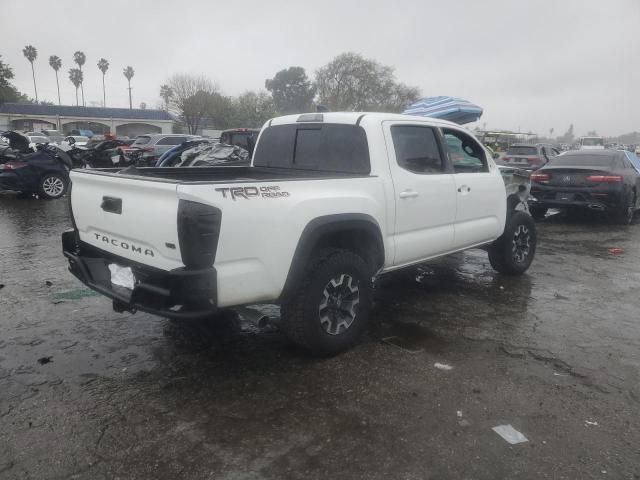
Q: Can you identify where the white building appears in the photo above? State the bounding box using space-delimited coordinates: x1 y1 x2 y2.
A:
0 103 174 137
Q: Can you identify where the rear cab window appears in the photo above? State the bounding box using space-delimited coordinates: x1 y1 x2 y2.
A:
253 123 370 174
507 145 537 156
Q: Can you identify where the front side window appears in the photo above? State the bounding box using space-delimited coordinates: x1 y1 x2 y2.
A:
443 129 487 173
390 125 444 174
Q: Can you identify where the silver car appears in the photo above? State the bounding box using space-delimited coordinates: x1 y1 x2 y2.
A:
130 134 199 163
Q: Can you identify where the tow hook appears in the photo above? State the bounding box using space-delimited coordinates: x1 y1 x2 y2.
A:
113 299 137 314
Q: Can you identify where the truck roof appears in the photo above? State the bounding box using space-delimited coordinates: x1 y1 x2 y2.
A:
269 112 466 130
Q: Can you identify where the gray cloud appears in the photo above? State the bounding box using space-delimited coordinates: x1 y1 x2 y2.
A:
2 0 639 135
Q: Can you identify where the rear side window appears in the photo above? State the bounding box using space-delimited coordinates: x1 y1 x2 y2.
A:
133 136 151 145
253 124 370 174
157 136 185 146
390 125 444 174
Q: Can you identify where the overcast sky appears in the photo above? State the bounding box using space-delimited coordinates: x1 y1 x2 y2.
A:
2 0 639 136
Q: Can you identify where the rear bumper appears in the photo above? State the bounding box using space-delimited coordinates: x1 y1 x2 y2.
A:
0 172 27 192
529 185 624 211
62 230 217 320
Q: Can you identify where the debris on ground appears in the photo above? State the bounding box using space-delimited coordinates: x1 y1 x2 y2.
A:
45 281 52 287
0 284 4 289
585 420 599 426
434 362 453 371
37 356 53 365
607 248 624 255
492 424 528 444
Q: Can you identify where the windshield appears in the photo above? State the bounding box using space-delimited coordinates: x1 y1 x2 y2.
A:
581 137 604 146
507 145 537 155
132 136 151 145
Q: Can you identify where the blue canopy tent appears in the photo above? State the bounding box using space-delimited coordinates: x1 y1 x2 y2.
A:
403 96 483 125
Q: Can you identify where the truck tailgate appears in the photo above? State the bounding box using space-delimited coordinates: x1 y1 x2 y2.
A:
70 171 183 271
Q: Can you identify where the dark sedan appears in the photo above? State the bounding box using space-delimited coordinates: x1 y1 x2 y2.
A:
528 150 640 224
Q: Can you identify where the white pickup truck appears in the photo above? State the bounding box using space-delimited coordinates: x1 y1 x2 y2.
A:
62 112 536 355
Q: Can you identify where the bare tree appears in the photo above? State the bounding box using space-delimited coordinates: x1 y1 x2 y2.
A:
314 52 419 112
22 45 38 102
49 55 62 105
68 68 83 106
167 74 219 134
97 58 109 107
123 66 135 109
73 51 86 106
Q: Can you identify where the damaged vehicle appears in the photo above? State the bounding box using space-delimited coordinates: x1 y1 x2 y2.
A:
62 113 536 356
0 131 73 199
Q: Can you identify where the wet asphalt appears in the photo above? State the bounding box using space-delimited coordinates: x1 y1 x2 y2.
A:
0 192 639 480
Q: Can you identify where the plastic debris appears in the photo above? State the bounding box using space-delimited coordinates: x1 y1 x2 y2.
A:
37 356 52 365
45 280 52 287
434 362 453 371
492 424 528 444
585 420 598 426
608 248 624 255
457 410 463 418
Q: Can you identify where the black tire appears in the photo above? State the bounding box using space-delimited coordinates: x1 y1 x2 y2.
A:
489 211 537 275
280 248 373 356
529 205 547 220
38 173 68 199
613 190 634 225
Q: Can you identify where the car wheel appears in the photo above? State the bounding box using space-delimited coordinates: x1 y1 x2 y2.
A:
529 205 547 220
489 211 537 275
38 173 68 199
614 191 634 225
280 248 373 356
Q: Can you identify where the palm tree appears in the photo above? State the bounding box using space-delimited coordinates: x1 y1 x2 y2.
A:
22 45 38 102
123 66 134 110
73 51 86 106
69 68 83 106
97 58 109 107
159 84 173 111
48 55 62 105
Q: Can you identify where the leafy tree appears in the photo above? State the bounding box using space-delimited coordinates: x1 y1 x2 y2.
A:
0 56 29 105
68 68 83 106
23 45 38 102
73 51 86 106
314 52 420 112
159 84 173 111
49 55 62 105
167 74 220 133
97 58 109 107
265 66 315 114
232 91 277 127
123 66 135 109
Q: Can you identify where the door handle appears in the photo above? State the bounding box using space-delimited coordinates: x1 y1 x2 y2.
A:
457 185 471 193
399 190 419 199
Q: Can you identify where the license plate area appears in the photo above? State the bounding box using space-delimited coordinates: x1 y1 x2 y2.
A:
556 192 574 201
108 263 136 290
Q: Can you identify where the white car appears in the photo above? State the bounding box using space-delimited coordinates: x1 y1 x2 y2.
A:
27 135 50 149
60 135 89 149
62 112 537 355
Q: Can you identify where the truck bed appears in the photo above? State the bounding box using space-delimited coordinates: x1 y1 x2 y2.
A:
83 165 370 184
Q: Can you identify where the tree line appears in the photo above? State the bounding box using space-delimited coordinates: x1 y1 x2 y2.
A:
160 52 422 133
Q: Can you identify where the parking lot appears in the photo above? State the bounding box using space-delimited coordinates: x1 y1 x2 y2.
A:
1 193 639 479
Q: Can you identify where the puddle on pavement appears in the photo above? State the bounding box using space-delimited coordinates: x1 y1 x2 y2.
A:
50 288 99 301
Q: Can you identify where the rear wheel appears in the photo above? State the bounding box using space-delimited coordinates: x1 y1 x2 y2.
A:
281 249 373 356
614 191 634 225
38 173 68 199
489 211 537 275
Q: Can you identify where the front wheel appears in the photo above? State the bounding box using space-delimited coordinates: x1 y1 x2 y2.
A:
38 173 68 199
489 211 537 275
280 249 373 356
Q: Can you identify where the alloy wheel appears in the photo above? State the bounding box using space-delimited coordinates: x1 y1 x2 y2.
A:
42 176 65 198
511 224 531 264
318 274 360 336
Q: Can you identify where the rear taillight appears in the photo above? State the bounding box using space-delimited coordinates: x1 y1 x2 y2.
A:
530 173 550 183
1 161 28 170
177 200 222 269
586 175 623 183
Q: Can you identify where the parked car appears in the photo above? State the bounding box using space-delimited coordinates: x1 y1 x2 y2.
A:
0 131 72 199
62 112 536 356
501 143 559 170
220 128 260 156
27 135 51 148
155 139 213 167
128 134 199 165
41 129 65 144
528 149 640 224
70 139 132 168
579 136 605 150
61 135 90 149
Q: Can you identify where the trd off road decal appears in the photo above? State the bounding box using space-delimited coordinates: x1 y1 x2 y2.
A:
215 185 290 201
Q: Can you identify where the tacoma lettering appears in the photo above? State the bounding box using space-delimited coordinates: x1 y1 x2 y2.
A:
94 233 154 257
